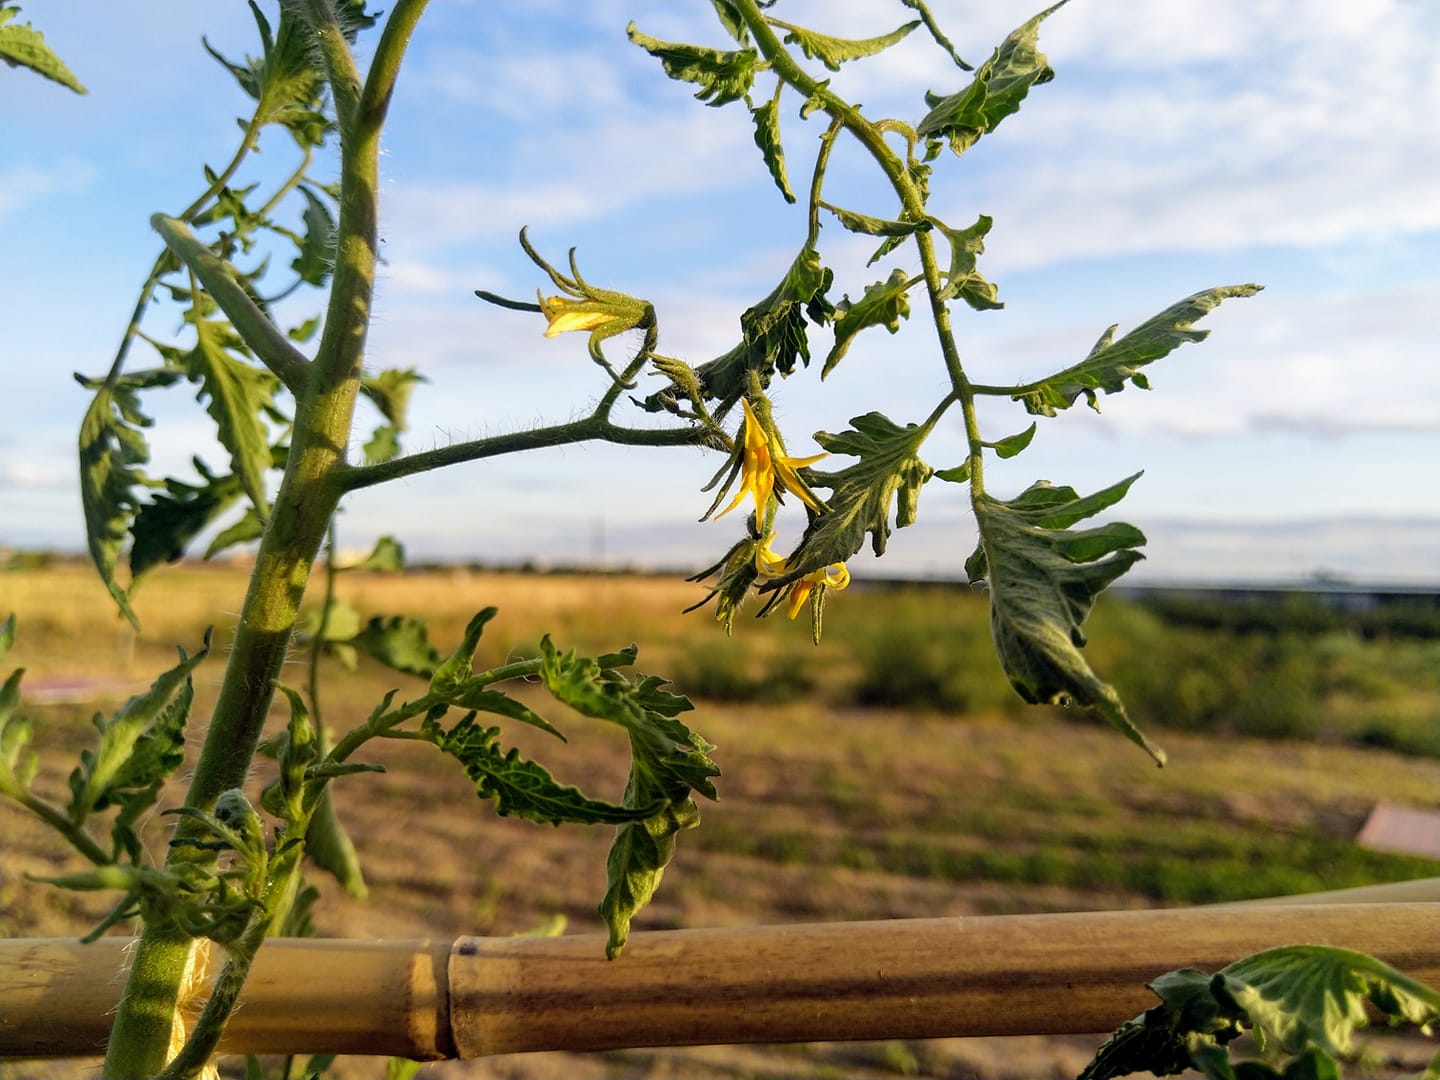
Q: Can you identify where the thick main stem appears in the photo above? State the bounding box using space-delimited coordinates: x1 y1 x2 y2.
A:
101 4 411 1072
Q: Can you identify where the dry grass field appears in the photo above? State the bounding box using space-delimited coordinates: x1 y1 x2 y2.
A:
2 562 1436 1079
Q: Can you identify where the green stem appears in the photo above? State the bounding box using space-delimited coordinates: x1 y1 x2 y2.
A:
103 5 428 1072
736 0 987 495
335 415 714 494
152 214 311 394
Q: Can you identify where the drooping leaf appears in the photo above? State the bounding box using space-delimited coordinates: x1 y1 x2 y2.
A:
181 317 279 515
600 763 701 959
823 268 912 378
77 374 157 628
67 633 211 823
430 714 658 827
986 422 1036 459
784 412 933 580
627 23 758 107
1016 284 1264 417
750 96 796 203
823 203 930 239
770 18 920 72
290 184 336 286
304 787 367 899
655 246 833 413
937 215 1003 311
0 4 86 92
130 462 243 581
1082 947 1440 1080
967 474 1164 763
349 615 443 678
916 2 1067 158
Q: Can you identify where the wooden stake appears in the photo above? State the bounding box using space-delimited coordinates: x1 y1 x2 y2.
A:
2 900 1435 1061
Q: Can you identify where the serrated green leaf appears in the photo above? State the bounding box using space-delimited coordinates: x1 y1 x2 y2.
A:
349 615 442 677
350 535 404 573
968 474 1163 763
1222 946 1440 1060
432 714 657 828
291 184 336 286
430 608 499 696
601 773 700 959
0 5 87 93
823 268 911 378
917 2 1066 158
447 684 565 741
1083 947 1440 1080
1016 284 1264 417
77 375 155 628
785 412 933 580
67 634 211 824
823 203 929 238
182 317 278 514
937 215 1003 311
654 246 833 413
750 96 795 203
627 23 758 107
770 17 920 72
130 463 243 582
986 422 1036 459
287 316 320 343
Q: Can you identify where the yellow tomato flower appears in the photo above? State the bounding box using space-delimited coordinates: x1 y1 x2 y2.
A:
752 535 849 621
785 561 850 620
715 398 828 521
536 290 621 338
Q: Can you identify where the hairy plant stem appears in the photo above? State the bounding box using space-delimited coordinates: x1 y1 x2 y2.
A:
102 5 420 1073
733 0 988 496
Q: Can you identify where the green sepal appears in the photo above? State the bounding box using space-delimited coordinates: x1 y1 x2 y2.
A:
967 473 1163 763
428 713 659 827
916 2 1067 158
1082 946 1440 1080
1015 284 1263 416
0 4 87 93
823 268 911 378
350 616 444 678
771 18 920 72
986 422 1036 459
180 316 279 515
77 373 157 628
129 460 243 582
782 412 933 580
937 215 1003 311
66 632 212 825
626 23 758 107
750 95 796 203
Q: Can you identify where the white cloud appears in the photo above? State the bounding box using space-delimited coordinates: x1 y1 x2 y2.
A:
0 157 99 219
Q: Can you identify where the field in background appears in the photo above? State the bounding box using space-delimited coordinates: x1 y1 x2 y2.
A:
2 562 1437 1079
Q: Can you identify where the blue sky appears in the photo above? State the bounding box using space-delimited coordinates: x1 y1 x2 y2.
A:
2 0 1437 585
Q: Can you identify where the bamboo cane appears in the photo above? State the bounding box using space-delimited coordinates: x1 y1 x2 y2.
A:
2 898 1435 1061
